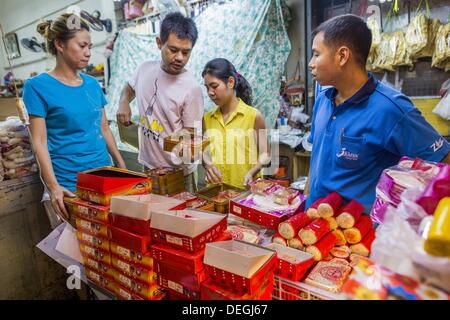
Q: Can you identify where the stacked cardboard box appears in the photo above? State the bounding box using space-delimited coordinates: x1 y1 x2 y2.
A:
202 240 277 300
66 167 153 297
108 194 186 300
147 167 185 196
150 209 228 299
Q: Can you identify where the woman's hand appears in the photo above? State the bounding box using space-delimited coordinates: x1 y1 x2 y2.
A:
49 184 76 220
243 172 254 187
204 164 223 184
116 159 127 169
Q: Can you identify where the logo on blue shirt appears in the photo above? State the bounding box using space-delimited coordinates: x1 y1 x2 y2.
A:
336 147 360 161
430 138 444 153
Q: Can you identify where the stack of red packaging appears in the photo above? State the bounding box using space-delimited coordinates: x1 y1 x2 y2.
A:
150 209 229 299
108 194 186 300
201 240 277 300
68 167 152 295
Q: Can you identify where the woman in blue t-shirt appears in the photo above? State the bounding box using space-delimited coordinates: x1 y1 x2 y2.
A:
23 14 125 226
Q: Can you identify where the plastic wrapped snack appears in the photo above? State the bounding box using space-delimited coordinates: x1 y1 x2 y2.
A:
249 178 276 196
415 165 450 215
405 14 429 61
0 117 37 180
366 16 382 72
278 212 312 240
305 232 337 261
304 259 352 293
272 187 300 206
371 157 443 224
299 218 331 245
432 23 450 69
227 225 260 244
391 31 412 68
373 33 395 71
317 192 343 218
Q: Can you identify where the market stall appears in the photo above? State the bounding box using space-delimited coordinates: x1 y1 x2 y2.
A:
0 0 449 302
35 155 449 301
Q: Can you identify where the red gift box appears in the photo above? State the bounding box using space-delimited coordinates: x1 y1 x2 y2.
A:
265 243 315 282
204 240 277 295
111 255 154 284
113 269 163 300
151 244 205 274
155 260 207 300
110 242 153 269
76 166 152 206
150 232 231 274
76 216 109 238
109 194 186 235
230 192 305 230
64 197 110 223
200 277 274 300
85 267 116 294
150 209 227 253
108 225 151 254
82 255 115 279
110 214 151 236
156 273 201 300
77 230 110 252
115 284 145 300
79 243 111 265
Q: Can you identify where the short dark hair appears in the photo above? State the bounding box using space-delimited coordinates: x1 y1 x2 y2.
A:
160 12 198 46
312 14 372 66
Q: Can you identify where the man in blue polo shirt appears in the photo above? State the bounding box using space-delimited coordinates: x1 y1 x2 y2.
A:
305 14 450 213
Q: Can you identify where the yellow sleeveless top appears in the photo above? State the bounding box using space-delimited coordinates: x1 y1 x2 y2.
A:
203 99 259 189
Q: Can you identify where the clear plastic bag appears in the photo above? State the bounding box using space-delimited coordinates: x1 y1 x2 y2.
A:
0 117 36 180
432 92 450 120
370 206 421 280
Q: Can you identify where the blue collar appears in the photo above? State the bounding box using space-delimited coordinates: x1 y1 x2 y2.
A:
325 73 378 105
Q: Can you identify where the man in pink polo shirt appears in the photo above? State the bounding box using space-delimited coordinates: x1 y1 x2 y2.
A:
116 12 204 192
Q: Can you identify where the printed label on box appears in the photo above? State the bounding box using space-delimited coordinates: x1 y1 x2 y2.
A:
78 206 89 215
168 280 183 294
118 274 132 288
117 260 131 273
80 220 91 230
117 246 131 258
85 246 96 256
88 270 100 282
119 288 131 300
166 235 183 246
87 258 99 270
82 233 94 243
233 205 242 214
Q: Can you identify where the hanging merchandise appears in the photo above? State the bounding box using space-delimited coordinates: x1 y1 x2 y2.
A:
404 1 440 63
124 0 146 20
366 14 382 72
80 10 113 33
284 60 304 106
20 37 45 53
405 14 429 62
432 23 450 71
93 10 113 33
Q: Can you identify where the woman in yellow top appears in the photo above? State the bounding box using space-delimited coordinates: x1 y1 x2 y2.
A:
202 58 269 189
